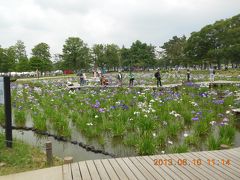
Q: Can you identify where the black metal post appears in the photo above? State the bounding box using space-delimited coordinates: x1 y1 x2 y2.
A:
4 76 12 148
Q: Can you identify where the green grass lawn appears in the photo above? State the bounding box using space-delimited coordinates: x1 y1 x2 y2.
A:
0 134 62 176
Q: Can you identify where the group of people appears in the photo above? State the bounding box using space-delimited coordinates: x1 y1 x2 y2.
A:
77 67 217 87
186 67 216 83
116 71 134 87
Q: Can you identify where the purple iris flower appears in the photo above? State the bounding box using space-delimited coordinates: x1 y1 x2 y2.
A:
185 82 194 86
110 106 117 109
121 104 129 110
220 122 226 126
200 93 208 97
223 118 229 122
92 100 100 108
196 111 202 115
192 117 199 121
99 108 105 113
213 100 224 104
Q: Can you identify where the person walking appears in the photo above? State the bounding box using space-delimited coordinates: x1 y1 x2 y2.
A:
187 69 191 82
77 70 83 85
209 67 215 82
154 69 162 87
129 72 135 87
117 71 123 86
80 73 84 85
83 73 87 85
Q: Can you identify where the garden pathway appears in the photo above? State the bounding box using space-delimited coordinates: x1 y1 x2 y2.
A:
66 80 240 90
1 147 240 180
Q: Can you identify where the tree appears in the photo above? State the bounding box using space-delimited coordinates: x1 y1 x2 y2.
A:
0 47 8 72
30 42 52 71
16 57 30 72
92 44 106 69
5 46 17 72
129 40 156 68
185 13 240 68
15 40 27 62
62 37 91 70
52 54 64 70
120 46 131 68
14 40 29 71
161 36 187 67
104 44 120 70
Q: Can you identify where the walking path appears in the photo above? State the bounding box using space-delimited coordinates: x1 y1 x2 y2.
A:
66 80 240 90
1 147 240 180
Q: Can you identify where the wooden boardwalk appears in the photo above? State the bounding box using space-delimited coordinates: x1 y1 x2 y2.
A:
1 147 240 180
62 147 240 180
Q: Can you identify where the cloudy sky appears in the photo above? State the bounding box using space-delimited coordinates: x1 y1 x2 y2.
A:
0 0 240 57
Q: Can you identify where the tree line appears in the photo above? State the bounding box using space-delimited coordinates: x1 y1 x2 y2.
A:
0 13 239 73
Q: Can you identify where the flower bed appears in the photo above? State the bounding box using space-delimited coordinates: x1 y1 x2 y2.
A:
3 79 240 156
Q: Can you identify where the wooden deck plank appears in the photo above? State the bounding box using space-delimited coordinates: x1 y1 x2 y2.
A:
122 157 147 180
202 150 240 170
208 150 240 169
190 151 234 180
228 148 240 154
200 151 240 179
148 155 183 180
78 161 91 180
208 150 240 178
141 156 174 180
101 159 120 180
71 163 82 180
234 147 240 152
135 156 166 180
86 160 101 180
3 146 240 180
115 158 138 180
153 154 191 180
218 149 240 161
108 158 129 180
168 154 204 180
226 148 240 159
181 152 221 180
63 164 72 180
128 157 156 180
93 160 110 180
171 153 210 180
194 151 237 179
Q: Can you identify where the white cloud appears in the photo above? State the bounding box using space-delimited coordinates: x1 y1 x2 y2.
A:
0 0 239 57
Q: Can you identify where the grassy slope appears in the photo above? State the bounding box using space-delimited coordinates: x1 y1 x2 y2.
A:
0 134 62 176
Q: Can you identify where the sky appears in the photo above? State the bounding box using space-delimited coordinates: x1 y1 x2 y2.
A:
0 0 240 57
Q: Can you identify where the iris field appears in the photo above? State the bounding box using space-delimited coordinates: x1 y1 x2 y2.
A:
0 74 239 156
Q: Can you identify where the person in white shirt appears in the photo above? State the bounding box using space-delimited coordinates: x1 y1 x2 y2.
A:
209 67 215 82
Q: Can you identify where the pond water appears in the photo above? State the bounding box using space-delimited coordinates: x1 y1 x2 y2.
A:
1 112 136 161
9 110 137 158
0 127 111 162
1 117 240 163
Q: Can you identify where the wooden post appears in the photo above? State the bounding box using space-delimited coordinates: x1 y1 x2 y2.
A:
209 83 212 89
64 156 73 164
3 77 12 148
232 109 240 129
46 141 53 166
